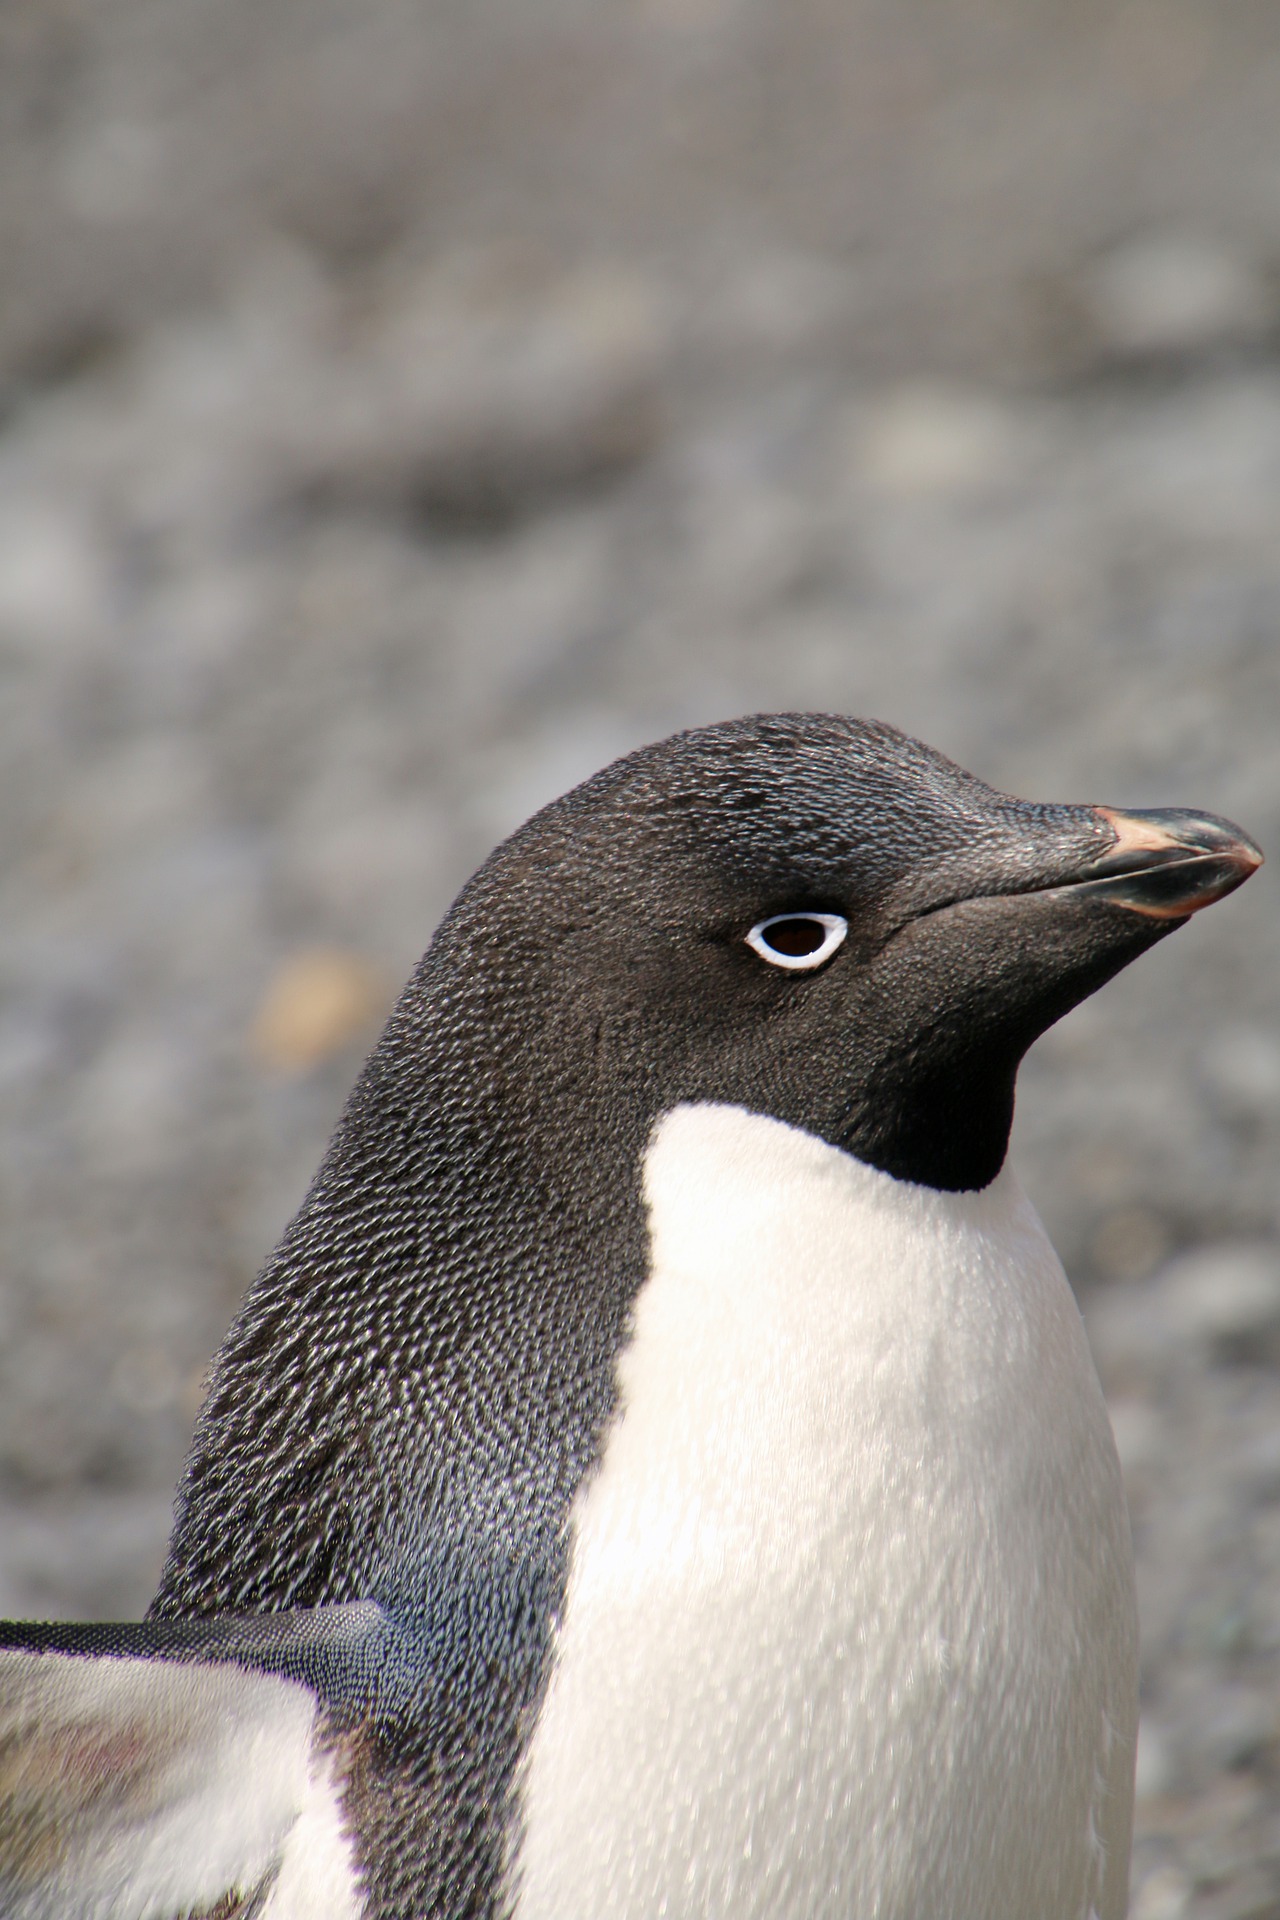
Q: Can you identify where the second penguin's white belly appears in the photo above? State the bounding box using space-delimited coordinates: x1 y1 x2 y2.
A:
513 1103 1137 1920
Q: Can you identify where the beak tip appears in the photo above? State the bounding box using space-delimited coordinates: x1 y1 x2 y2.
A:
1089 804 1263 918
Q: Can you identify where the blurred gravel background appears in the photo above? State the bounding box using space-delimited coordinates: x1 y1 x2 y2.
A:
2 2 1280 1910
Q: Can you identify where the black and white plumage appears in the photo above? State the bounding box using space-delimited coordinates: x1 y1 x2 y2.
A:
0 714 1262 1919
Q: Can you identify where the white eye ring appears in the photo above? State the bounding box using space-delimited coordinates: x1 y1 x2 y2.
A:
746 912 848 971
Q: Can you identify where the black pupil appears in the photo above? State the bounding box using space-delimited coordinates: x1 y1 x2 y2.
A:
763 917 827 957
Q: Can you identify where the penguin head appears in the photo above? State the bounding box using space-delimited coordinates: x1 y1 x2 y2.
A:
159 711 1260 1623
427 713 1261 1191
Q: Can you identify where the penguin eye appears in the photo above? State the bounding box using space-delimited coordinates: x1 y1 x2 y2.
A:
746 913 847 971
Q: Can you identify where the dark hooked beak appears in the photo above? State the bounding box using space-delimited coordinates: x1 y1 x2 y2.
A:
1071 806 1264 918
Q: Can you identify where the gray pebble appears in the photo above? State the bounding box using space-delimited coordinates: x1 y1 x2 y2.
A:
1081 233 1275 361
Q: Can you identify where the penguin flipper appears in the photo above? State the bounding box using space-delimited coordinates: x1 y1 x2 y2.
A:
0 1608 383 1920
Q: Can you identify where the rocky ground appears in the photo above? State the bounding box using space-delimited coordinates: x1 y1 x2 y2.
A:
2 1 1280 1911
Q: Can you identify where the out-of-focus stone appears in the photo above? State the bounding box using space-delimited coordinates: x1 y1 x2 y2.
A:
1172 1679 1276 1779
1158 1245 1280 1363
1092 1206 1171 1283
699 251 861 357
110 1344 181 1415
73 1031 193 1176
1081 234 1274 361
250 949 388 1073
1200 1027 1280 1121
321 252 671 526
855 384 1027 498
1087 1243 1280 1379
0 500 113 648
0 1494 173 1624
1129 1864 1192 1920
1136 1717 1177 1803
1106 1397 1165 1478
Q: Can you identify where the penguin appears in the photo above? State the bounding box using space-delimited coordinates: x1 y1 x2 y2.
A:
0 713 1262 1920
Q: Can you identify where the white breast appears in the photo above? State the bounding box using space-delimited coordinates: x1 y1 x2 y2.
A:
512 1103 1137 1920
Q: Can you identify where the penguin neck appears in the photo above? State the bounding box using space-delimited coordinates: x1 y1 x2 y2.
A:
152 1004 655 1621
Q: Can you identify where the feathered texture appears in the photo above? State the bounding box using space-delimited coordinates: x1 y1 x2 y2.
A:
2 714 1257 1917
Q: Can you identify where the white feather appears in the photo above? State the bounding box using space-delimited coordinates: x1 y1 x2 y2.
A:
513 1102 1137 1920
0 1650 362 1919
266 1738 364 1920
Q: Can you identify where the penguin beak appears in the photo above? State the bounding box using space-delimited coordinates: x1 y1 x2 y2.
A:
1068 806 1263 919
